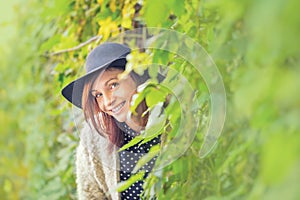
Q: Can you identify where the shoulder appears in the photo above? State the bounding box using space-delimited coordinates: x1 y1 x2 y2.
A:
79 121 110 154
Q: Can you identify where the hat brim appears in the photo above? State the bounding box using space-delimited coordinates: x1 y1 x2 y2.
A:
61 57 127 108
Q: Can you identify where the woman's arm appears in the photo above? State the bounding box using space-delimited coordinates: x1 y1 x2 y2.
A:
76 141 108 200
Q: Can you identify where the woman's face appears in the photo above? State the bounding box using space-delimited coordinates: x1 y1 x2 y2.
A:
91 68 137 123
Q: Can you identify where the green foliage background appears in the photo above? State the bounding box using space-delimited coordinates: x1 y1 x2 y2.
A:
1 0 299 199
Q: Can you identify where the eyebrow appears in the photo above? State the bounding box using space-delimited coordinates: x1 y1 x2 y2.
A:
104 77 118 86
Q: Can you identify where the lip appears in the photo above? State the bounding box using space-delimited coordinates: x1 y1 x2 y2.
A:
111 101 126 114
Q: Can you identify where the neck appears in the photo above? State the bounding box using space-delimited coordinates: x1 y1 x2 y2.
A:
123 100 148 133
125 118 144 133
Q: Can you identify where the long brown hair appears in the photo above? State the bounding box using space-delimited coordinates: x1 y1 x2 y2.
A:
81 66 149 152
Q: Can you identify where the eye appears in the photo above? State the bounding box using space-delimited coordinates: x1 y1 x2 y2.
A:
91 91 102 98
95 93 102 98
110 82 119 89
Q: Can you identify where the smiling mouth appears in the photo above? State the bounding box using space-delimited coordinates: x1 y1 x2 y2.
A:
111 101 126 114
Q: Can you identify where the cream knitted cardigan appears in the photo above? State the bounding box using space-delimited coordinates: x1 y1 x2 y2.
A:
75 120 166 200
76 122 121 200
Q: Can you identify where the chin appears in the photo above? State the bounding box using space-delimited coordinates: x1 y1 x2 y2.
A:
113 114 126 123
113 107 130 123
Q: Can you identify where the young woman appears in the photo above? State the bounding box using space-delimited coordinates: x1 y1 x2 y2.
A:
61 42 161 200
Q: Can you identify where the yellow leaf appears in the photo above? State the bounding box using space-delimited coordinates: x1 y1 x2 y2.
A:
110 0 117 12
121 18 132 29
97 0 103 5
98 17 119 40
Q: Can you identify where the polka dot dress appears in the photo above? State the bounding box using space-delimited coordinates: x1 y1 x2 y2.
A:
118 123 160 200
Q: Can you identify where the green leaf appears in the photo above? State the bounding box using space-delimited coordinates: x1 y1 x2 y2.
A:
145 87 167 109
143 0 169 27
140 103 166 142
118 136 143 152
117 171 146 192
39 34 61 54
132 145 160 173
130 90 147 114
148 64 159 80
172 0 185 16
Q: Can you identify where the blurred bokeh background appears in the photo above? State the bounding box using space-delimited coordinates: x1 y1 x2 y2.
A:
1 0 299 199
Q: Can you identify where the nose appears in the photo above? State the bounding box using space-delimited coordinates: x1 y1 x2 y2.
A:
102 91 116 108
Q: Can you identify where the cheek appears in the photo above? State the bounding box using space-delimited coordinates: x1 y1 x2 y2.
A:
123 82 137 98
96 100 105 111
121 89 136 102
115 84 136 99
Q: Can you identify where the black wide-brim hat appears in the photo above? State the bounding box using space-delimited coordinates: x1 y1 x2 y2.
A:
61 42 131 108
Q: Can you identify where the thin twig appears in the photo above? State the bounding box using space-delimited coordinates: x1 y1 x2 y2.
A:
47 35 102 57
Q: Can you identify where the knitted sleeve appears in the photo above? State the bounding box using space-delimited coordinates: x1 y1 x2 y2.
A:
76 141 108 200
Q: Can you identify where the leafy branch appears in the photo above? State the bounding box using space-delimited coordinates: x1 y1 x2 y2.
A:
46 35 102 57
